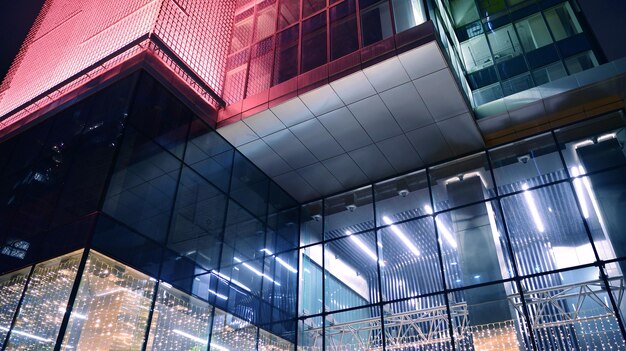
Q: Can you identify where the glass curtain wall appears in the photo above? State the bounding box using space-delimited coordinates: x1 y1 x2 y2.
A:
223 0 427 103
296 109 626 351
429 0 602 107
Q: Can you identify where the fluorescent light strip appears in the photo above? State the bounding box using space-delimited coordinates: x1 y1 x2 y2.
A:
236 258 282 286
571 167 590 218
522 183 545 233
173 329 208 345
345 231 385 266
0 327 52 343
95 287 126 297
382 216 420 256
260 249 298 273
211 271 252 292
208 289 228 300
424 205 458 249
598 133 617 142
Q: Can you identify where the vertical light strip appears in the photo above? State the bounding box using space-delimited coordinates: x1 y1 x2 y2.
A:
424 205 458 249
522 183 545 233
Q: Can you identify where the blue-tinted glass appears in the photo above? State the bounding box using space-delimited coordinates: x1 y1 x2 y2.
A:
129 74 191 158
167 166 226 270
230 152 269 220
324 186 374 240
374 170 430 226
502 182 595 276
300 201 323 245
325 231 380 311
298 317 323 350
325 306 383 349
262 249 298 320
185 119 233 193
438 201 514 289
223 200 266 261
103 128 181 244
378 216 443 300
160 249 208 295
299 245 323 316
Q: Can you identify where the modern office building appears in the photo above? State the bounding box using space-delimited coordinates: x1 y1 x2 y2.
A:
0 0 625 350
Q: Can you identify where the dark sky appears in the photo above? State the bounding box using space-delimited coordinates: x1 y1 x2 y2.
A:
0 1 46 82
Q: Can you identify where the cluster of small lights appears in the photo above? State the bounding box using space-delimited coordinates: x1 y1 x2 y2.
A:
210 309 259 351
146 284 212 350
4 252 81 350
0 268 29 342
61 252 155 350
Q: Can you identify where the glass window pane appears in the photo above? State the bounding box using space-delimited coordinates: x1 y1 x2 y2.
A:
259 326 293 350
532 61 567 85
564 50 598 74
273 25 299 85
515 13 553 52
522 268 626 349
0 267 30 344
301 11 327 73
246 37 275 97
230 152 269 220
447 0 480 27
210 308 258 351
502 72 533 96
254 0 277 41
325 232 380 311
489 133 566 195
544 2 582 41
297 317 323 350
360 0 392 47
61 251 156 350
438 201 514 289
146 284 211 350
554 110 626 175
5 251 82 351
303 0 326 18
487 24 523 63
477 0 507 16
278 0 300 29
374 170 431 225
324 186 374 240
231 11 254 53
185 120 233 193
378 216 443 301
449 282 533 350
300 201 323 246
103 129 181 244
330 0 358 60
460 35 493 73
502 182 595 276
607 261 626 337
384 295 452 349
429 152 495 212
223 200 266 261
325 307 383 350
299 245 323 317
473 82 504 105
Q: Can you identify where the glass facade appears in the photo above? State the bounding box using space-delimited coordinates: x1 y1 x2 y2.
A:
428 0 603 107
223 0 427 103
1 69 626 350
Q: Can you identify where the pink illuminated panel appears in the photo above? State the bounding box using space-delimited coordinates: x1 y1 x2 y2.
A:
0 0 236 130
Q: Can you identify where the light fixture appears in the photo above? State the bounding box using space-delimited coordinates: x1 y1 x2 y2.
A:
211 271 251 292
424 205 458 249
260 248 298 273
345 231 385 266
382 216 420 256
571 166 590 218
235 257 281 286
173 329 208 345
208 289 228 300
522 183 545 233
0 327 53 343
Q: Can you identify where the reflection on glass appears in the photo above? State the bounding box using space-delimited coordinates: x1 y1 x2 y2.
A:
461 35 493 73
360 0 393 47
378 217 443 301
258 327 293 351
325 232 380 312
544 2 582 41
324 186 374 240
437 201 513 289
565 50 598 74
449 282 532 351
146 284 211 351
374 170 430 225
515 13 553 52
487 25 522 63
298 317 322 350
210 308 257 351
301 201 323 246
522 268 626 350
299 246 323 317
325 307 382 350
5 251 82 351
0 268 29 344
384 295 452 350
489 133 566 195
61 251 155 350
532 62 567 86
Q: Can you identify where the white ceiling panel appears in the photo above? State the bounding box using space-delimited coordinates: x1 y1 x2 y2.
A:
273 171 320 202
299 85 344 116
242 109 285 137
322 154 369 188
398 42 447 80
348 95 403 142
363 56 410 93
405 124 454 164
436 113 484 156
413 69 468 121
270 97 315 127
297 163 344 195
216 120 258 147
330 70 377 105
317 107 373 151
262 129 318 169
348 144 396 180
238 139 292 177
376 134 424 173
380 82 434 132
290 118 344 160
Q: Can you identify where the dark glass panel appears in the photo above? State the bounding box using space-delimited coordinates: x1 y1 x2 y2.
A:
301 12 327 73
329 0 359 60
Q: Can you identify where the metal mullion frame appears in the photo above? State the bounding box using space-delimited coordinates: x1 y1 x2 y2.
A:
293 204 302 350
485 148 540 351
551 129 626 343
425 167 457 351
0 265 35 351
205 144 238 351
320 195 326 351
370 184 387 351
